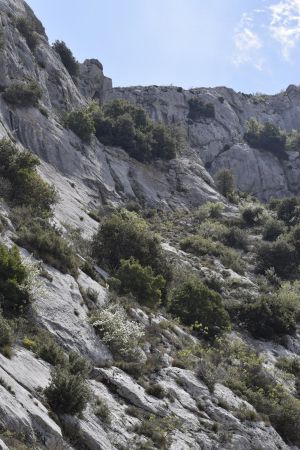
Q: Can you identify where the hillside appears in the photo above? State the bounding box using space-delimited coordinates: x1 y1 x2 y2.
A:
0 1 300 449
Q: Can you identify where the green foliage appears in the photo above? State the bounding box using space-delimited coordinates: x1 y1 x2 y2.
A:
36 334 65 366
276 356 300 376
0 244 31 314
16 17 38 51
169 278 231 339
92 210 170 279
66 100 182 161
64 109 95 142
45 367 90 415
244 118 299 158
135 414 180 449
145 383 166 399
94 397 111 424
188 98 215 120
52 40 79 77
238 295 298 338
276 197 300 225
180 235 245 274
241 205 264 226
0 139 56 214
16 222 79 276
215 169 235 198
0 312 12 354
256 239 298 277
115 258 166 308
3 81 42 107
262 218 285 241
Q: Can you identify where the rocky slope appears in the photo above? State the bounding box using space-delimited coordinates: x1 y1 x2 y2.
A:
0 1 300 450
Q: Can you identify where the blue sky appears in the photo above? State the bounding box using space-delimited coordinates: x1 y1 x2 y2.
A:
26 0 300 94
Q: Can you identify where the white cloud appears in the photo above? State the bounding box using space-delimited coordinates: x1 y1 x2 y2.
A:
269 0 300 59
232 13 264 70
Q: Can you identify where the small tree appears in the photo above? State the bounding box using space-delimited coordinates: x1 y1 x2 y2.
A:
0 244 31 314
45 368 90 415
188 98 215 120
215 169 235 198
3 81 42 107
115 258 166 308
16 17 38 51
169 278 231 339
64 109 95 142
52 40 79 77
256 240 298 277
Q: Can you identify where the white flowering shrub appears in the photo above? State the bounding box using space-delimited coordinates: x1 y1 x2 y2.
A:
91 304 144 358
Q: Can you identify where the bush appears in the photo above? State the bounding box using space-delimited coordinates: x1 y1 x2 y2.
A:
91 303 144 358
64 109 95 142
0 244 31 314
0 312 13 354
145 383 166 399
16 222 79 276
242 205 264 226
37 334 65 366
238 295 298 338
262 219 285 241
276 197 300 225
92 210 171 280
276 356 300 376
115 258 166 308
52 40 79 77
215 169 235 198
0 139 56 214
244 118 297 158
180 235 245 274
188 98 215 120
16 17 38 51
3 81 42 107
169 278 231 340
67 100 182 162
45 368 90 415
256 239 298 277
94 397 111 424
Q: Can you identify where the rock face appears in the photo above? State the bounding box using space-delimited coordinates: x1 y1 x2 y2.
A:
0 1 300 450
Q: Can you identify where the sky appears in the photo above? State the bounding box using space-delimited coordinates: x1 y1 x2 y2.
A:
26 0 300 94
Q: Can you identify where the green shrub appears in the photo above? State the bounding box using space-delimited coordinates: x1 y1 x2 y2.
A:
0 139 56 215
256 239 298 277
64 109 95 142
0 244 31 314
145 383 166 399
3 81 42 107
242 205 264 226
67 351 91 377
215 169 235 198
169 278 231 339
0 312 13 354
115 258 166 308
45 368 90 415
67 100 182 162
262 219 285 241
188 98 215 120
244 118 287 157
223 226 248 250
16 17 38 51
276 356 300 376
238 295 298 338
52 40 79 77
94 397 111 424
135 415 180 449
92 210 171 280
180 235 245 274
36 334 65 366
276 197 300 225
16 222 79 276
